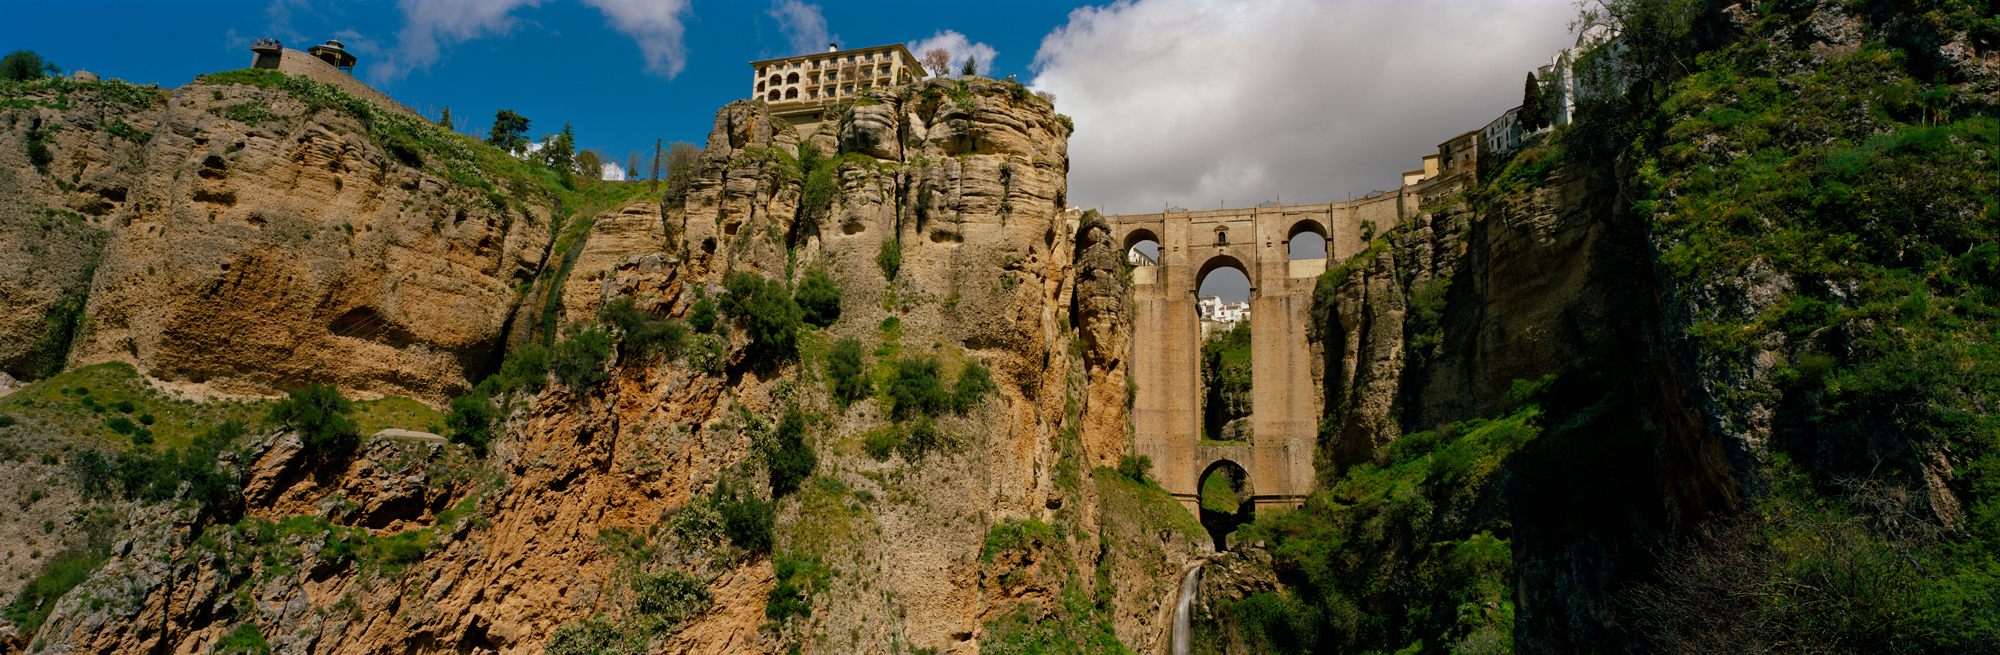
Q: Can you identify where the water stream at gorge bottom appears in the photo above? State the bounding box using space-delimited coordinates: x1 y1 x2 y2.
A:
1171 565 1204 655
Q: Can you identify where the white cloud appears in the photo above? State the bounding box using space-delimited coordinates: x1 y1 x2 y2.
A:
582 0 694 77
368 0 690 83
1029 0 1576 216
768 1 839 57
601 162 627 181
908 30 998 77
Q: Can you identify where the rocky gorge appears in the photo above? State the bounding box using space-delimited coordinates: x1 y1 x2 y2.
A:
5 1 2000 653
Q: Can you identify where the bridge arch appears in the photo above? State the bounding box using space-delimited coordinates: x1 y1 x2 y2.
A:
1195 254 1252 299
1196 458 1254 550
1123 228 1162 267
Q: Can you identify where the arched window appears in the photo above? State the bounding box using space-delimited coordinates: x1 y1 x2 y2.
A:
769 75 782 86
1198 460 1254 551
1215 227 1229 245
757 81 765 92
768 90 781 101
1286 220 1328 260
787 72 799 84
785 88 798 99
1123 229 1162 267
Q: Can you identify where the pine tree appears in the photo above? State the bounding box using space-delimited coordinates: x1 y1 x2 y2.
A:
1520 72 1546 131
438 106 454 131
961 55 978 78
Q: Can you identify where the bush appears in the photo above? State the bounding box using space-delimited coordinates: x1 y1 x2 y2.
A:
543 617 631 655
0 551 101 635
767 554 830 623
0 414 14 427
827 338 871 407
887 357 949 421
720 272 804 366
111 400 135 413
0 50 56 81
269 383 358 454
106 417 135 434
688 296 718 334
632 570 712 627
446 391 499 453
494 343 550 393
552 328 614 393
718 481 774 554
794 269 842 328
951 360 996 415
1117 454 1152 483
599 298 687 359
898 417 950 462
130 429 153 446
861 425 903 461
877 239 902 280
766 410 817 499
137 413 155 426
212 623 271 655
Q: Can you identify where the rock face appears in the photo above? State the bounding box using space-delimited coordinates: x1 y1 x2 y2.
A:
0 77 554 405
15 80 1208 655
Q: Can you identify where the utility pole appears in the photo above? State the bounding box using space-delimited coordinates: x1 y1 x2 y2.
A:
651 139 663 192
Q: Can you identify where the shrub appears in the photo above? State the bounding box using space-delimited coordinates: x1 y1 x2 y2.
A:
494 342 551 393
861 425 903 461
543 616 631 655
552 328 614 393
0 551 101 635
798 143 839 226
877 239 902 280
951 360 996 415
213 623 270 655
106 417 135 434
887 357 948 421
599 298 687 359
137 413 155 426
446 391 498 453
1117 454 1153 483
766 410 817 499
718 481 774 554
898 417 950 462
130 429 153 446
688 296 718 334
25 130 51 168
0 414 14 427
767 553 831 623
720 272 804 366
111 400 135 413
794 269 842 328
827 338 871 407
0 50 56 81
632 570 712 626
269 383 358 454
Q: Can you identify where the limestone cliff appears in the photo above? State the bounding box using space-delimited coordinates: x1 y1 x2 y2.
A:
3 79 1203 655
0 73 560 406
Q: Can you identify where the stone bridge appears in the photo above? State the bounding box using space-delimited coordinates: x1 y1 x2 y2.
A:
1105 191 1426 519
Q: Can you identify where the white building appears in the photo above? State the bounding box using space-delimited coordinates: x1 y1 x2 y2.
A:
1197 296 1251 339
750 43 927 123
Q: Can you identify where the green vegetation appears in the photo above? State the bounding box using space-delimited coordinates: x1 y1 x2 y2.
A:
794 269 842 328
600 297 689 360
0 50 56 81
485 109 530 154
797 142 838 227
1200 321 1252 441
3 551 101 635
1212 408 1539 654
720 271 804 365
876 239 902 280
213 623 270 655
1115 454 1151 483
765 409 817 499
886 358 995 422
827 337 872 407
268 383 358 455
552 328 614 394
0 363 272 449
194 68 285 88
687 294 719 334
718 479 774 554
766 553 830 623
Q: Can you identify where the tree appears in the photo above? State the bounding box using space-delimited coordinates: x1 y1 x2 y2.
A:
576 149 601 181
828 337 871 406
269 383 359 455
961 55 978 77
486 110 530 154
625 149 645 183
720 272 804 366
0 50 56 82
663 141 703 199
794 268 842 328
446 391 497 454
766 410 816 499
546 122 577 177
1520 72 1546 131
1034 90 1056 105
438 106 454 131
921 49 952 78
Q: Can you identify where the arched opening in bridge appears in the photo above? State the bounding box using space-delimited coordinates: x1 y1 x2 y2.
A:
1198 459 1254 551
1197 256 1252 444
1288 220 1328 260
1123 229 1161 267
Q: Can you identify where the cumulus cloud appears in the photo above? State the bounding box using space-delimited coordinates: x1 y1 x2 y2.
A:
909 30 998 77
601 162 627 181
768 1 838 57
369 0 690 83
582 0 694 77
1029 0 1577 215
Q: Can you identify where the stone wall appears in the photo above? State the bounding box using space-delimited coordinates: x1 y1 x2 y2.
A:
271 49 426 122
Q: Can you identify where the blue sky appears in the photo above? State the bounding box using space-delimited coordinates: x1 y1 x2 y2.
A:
6 0 1581 297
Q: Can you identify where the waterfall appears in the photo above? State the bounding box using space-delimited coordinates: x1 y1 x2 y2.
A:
1170 565 1204 655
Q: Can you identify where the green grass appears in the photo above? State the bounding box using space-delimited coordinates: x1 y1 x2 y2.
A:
0 363 271 450
1094 466 1205 542
350 396 445 435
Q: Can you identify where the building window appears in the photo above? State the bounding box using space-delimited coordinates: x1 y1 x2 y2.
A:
768 90 781 101
768 75 782 86
757 81 765 92
809 89 819 99
786 88 798 99
787 72 799 83
759 67 767 76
